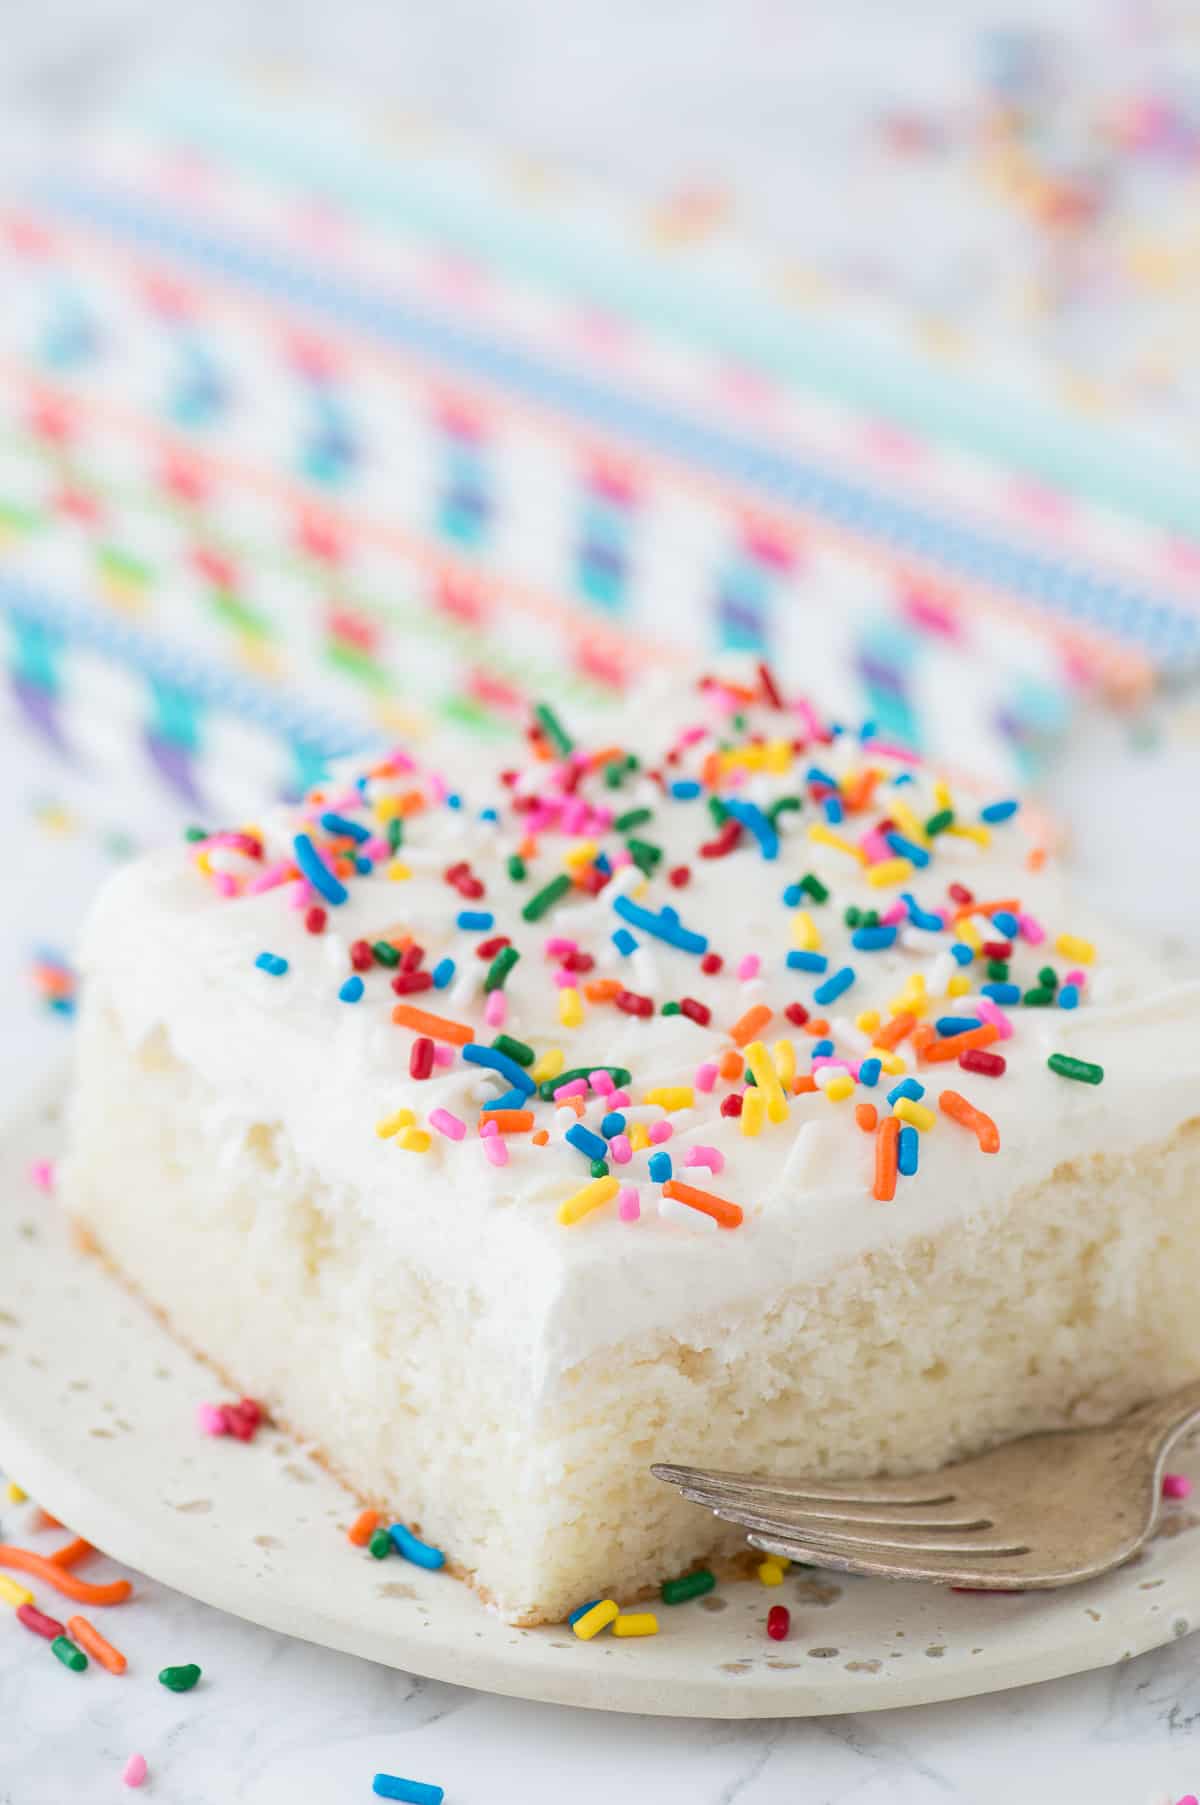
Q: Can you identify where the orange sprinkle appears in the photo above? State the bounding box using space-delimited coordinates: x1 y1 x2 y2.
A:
348 1510 380 1548
395 789 427 818
0 1545 131 1605
874 1116 900 1202
33 1510 62 1532
841 769 880 813
855 1103 878 1133
49 1538 94 1569
477 1110 535 1134
873 1011 916 1051
939 1089 1001 1153
662 1178 744 1229
66 1614 127 1674
583 978 622 1002
390 1003 474 1045
1026 847 1047 872
531 1129 549 1146
801 1016 830 1037
912 1024 936 1058
701 750 723 791
719 1048 745 1081
952 896 1019 923
519 835 539 861
920 1024 1000 1064
730 1003 772 1048
587 744 628 771
791 1074 818 1095
554 1093 587 1117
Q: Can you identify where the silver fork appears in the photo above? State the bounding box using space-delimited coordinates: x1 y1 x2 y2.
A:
651 1380 1200 1589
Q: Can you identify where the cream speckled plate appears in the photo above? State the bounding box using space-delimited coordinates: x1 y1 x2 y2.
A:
3 1073 1199 1718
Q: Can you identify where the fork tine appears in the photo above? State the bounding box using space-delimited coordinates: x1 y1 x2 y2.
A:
670 1479 989 1531
707 1502 1028 1557
746 1531 1034 1587
651 1462 956 1507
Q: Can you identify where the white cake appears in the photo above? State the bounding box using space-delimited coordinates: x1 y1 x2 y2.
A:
61 669 1200 1624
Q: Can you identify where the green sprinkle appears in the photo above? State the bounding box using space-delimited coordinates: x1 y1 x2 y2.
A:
387 817 404 854
986 959 1009 982
624 754 640 772
765 796 803 826
843 905 861 928
484 945 520 991
604 762 626 790
1023 987 1054 1006
50 1636 87 1673
661 1569 716 1605
371 940 401 968
158 1663 202 1693
661 1000 681 1016
744 1067 757 1086
491 1033 534 1067
522 874 572 922
1038 965 1059 990
1048 1053 1104 1085
614 807 653 833
862 909 880 928
538 1065 631 1102
707 796 729 826
800 873 829 903
507 854 527 882
184 825 209 843
731 712 747 732
626 838 663 875
925 808 955 836
368 1528 392 1559
589 1159 609 1179
533 702 573 758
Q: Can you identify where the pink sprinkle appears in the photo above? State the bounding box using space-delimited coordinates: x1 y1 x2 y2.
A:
247 859 294 894
648 1120 673 1144
428 772 449 803
553 1079 589 1101
695 1062 718 1093
484 989 507 1026
1163 1473 1192 1500
483 1134 508 1167
480 1118 499 1137
1018 912 1045 946
363 836 389 862
429 1108 466 1141
608 1089 631 1108
196 1403 227 1437
685 1145 724 1174
865 737 920 764
976 999 1014 1041
617 1187 641 1223
792 698 822 739
609 847 634 869
609 1134 632 1165
552 968 578 989
588 1070 616 1095
811 1057 854 1073
27 1158 55 1193
736 954 761 980
544 937 577 957
122 1754 148 1789
860 829 891 864
212 872 238 898
561 799 589 834
285 879 311 909
880 901 907 926
433 1044 455 1068
1065 967 1087 988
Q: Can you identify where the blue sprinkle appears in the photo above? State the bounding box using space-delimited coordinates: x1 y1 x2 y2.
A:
1058 984 1079 1010
479 807 499 823
462 1043 535 1095
456 910 494 931
885 831 930 868
810 1039 834 1059
612 894 708 954
787 950 828 973
897 1125 919 1176
806 765 837 789
860 719 877 740
612 927 639 956
990 910 1020 938
725 799 779 860
814 966 856 1006
648 1150 673 1183
822 795 844 825
431 957 455 989
565 1123 609 1163
601 1111 627 1138
670 780 701 800
387 1523 446 1571
851 924 897 951
293 832 348 905
936 1016 983 1036
319 810 370 843
981 799 1020 823
950 942 975 965
858 1057 882 1087
892 772 916 786
372 1778 444 1805
354 855 373 875
782 882 803 907
901 892 943 931
567 1600 600 1626
254 951 288 977
981 982 1021 1005
887 1078 925 1105
594 851 612 874
481 1088 527 1112
339 975 364 1003
445 793 462 810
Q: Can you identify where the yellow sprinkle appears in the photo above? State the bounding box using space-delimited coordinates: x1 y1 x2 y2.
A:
559 987 584 1028
772 1038 796 1087
764 737 793 775
4 1480 26 1504
0 1574 34 1608
613 1612 659 1637
866 857 913 888
933 778 953 810
558 1175 620 1225
397 1127 432 1152
757 1559 785 1587
824 1073 855 1102
563 839 599 870
573 1599 620 1640
1055 933 1095 964
791 909 821 951
628 1121 650 1152
855 1009 881 1035
745 1042 789 1123
532 1047 565 1085
894 1098 936 1132
945 822 991 848
740 1088 767 1137
956 916 982 951
373 794 401 822
386 860 412 881
643 1086 695 1111
947 973 971 998
376 1107 416 1138
771 1555 792 1570
808 823 866 864
889 800 929 847
868 1047 907 1075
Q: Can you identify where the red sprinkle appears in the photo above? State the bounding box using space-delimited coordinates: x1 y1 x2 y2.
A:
980 940 1013 960
720 1092 744 1118
615 988 654 1018
784 1002 810 1027
400 943 426 973
392 971 434 995
757 659 785 709
222 1397 264 1441
699 820 743 858
700 952 724 976
576 865 610 895
561 950 595 973
17 1603 64 1640
668 865 691 888
959 1049 1006 1077
410 1036 435 1080
304 906 327 935
766 1605 790 1641
349 939 374 972
476 935 511 960
679 997 712 1027
948 883 974 905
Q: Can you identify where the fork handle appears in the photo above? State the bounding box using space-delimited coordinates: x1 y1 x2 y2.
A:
1125 1377 1200 1456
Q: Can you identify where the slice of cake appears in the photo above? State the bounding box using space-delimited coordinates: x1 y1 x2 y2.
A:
61 668 1200 1624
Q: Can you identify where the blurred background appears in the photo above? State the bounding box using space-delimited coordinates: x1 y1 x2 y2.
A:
6 0 1200 1086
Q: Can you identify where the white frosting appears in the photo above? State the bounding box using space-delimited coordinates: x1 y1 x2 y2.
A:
74 679 1200 1399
